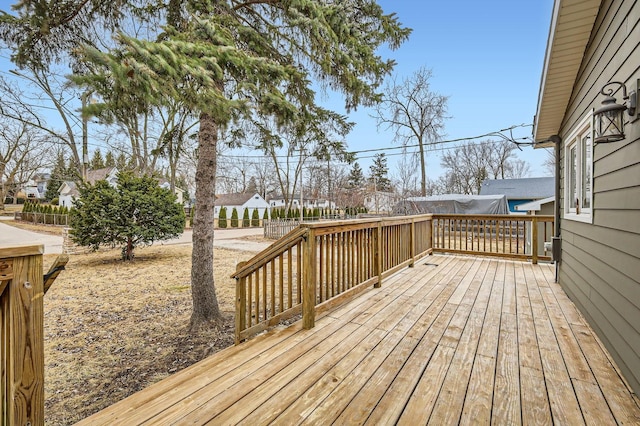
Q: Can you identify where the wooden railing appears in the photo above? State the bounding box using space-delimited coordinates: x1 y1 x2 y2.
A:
232 215 433 343
432 214 554 263
263 219 301 239
1 245 45 426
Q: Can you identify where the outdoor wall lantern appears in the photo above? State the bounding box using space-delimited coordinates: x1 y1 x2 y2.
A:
593 81 637 143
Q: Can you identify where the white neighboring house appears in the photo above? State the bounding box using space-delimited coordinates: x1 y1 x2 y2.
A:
267 194 334 210
21 173 50 200
158 179 185 205
514 196 556 258
364 191 398 214
58 167 119 207
214 192 270 219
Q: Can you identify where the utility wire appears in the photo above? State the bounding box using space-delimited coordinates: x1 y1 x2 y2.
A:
218 123 534 161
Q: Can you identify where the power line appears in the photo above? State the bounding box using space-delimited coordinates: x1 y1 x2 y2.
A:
217 123 534 161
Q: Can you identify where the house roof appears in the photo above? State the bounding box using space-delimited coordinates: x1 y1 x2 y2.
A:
86 167 117 184
514 196 556 212
533 0 601 145
479 177 555 199
158 179 185 193
214 192 261 206
59 181 78 197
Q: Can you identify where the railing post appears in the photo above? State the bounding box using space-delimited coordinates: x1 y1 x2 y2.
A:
375 222 382 288
532 216 539 264
1 245 45 426
302 229 316 329
235 261 248 344
409 219 416 267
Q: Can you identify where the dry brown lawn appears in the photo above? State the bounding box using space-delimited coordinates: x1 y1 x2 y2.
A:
42 243 260 425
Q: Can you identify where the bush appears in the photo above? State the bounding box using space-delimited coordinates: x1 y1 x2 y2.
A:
51 197 59 205
230 208 239 228
252 209 260 227
263 208 269 222
242 208 250 227
218 207 227 228
70 172 185 260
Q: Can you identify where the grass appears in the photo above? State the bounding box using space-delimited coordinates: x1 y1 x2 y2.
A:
41 243 260 425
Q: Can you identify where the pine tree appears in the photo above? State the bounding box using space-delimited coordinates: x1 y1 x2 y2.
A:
242 208 250 228
45 152 69 201
90 148 105 170
251 209 260 227
218 207 227 229
347 162 366 189
104 151 116 167
20 0 412 328
369 153 392 192
230 208 239 228
115 153 130 171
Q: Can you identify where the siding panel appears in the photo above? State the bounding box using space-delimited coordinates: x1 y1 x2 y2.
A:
556 0 640 395
559 249 640 391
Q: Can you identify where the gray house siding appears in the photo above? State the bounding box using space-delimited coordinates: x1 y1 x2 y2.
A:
557 0 640 393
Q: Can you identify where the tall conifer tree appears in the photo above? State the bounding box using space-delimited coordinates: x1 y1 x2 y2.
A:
4 1 410 329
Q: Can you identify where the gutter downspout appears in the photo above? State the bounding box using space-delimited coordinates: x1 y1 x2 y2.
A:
550 134 562 282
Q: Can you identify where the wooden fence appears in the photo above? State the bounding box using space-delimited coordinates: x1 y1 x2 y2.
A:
432 214 554 263
14 211 70 226
1 245 45 426
232 215 433 343
263 219 301 239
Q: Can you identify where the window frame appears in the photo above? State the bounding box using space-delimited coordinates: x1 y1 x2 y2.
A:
564 112 593 223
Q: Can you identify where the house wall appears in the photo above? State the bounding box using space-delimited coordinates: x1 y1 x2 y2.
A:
214 197 270 219
558 0 640 393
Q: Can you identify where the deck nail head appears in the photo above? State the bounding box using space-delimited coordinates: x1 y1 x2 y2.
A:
24 281 32 289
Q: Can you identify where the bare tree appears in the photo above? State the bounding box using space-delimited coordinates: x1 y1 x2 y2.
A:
252 109 352 214
542 148 556 176
373 67 448 196
440 140 532 195
0 68 85 174
393 149 421 199
251 157 279 199
0 118 50 207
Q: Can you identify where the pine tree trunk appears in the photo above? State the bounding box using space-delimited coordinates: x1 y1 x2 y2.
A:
190 112 223 329
123 238 135 261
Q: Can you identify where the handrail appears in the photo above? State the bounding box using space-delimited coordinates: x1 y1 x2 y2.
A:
232 213 554 343
231 227 308 343
1 244 45 426
232 215 433 343
234 227 307 278
431 214 554 263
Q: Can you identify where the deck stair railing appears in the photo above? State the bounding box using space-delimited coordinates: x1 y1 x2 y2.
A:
232 215 433 343
1 245 67 426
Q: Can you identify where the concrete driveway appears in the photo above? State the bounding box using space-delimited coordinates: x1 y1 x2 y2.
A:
0 218 269 254
0 219 64 254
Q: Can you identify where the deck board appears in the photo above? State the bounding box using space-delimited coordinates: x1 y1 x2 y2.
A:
76 255 640 425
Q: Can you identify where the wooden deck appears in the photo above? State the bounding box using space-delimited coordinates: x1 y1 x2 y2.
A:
77 255 640 425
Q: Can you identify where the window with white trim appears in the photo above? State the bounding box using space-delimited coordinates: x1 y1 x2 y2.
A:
564 113 593 223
